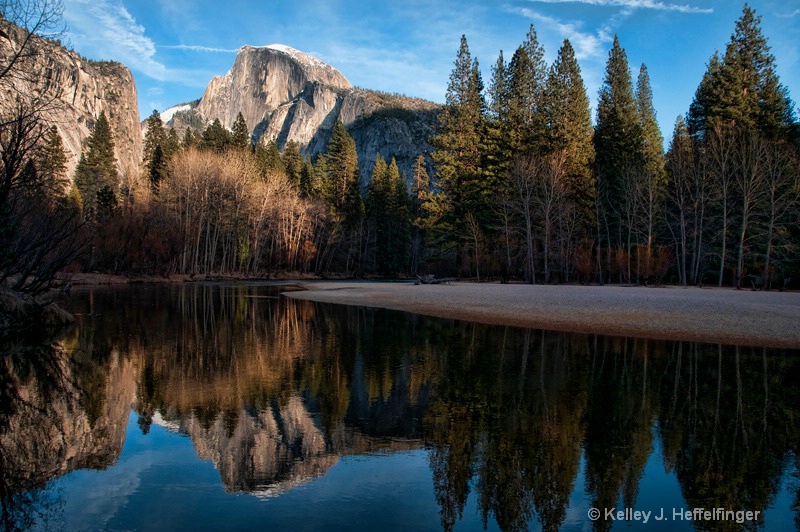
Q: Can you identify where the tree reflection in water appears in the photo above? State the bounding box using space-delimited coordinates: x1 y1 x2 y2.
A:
0 283 798 530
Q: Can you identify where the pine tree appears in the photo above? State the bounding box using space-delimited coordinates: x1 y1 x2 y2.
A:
314 154 330 201
522 23 548 145
687 52 724 137
143 110 168 189
594 35 642 249
256 138 285 179
366 154 389 272
231 111 250 149
182 127 197 149
543 39 595 233
431 35 487 268
410 155 431 273
636 65 665 183
201 119 230 152
282 140 303 188
143 110 165 165
37 125 68 196
326 121 361 221
387 157 410 274
164 128 179 161
488 50 508 122
484 50 511 191
635 64 666 266
507 46 534 152
149 144 165 191
688 4 795 139
74 111 118 218
299 160 315 197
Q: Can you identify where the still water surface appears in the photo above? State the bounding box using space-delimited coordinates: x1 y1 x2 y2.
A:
1 283 799 531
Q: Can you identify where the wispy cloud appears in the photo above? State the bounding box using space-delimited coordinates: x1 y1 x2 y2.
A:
523 0 712 13
160 44 239 53
779 8 800 18
64 0 167 80
511 7 621 59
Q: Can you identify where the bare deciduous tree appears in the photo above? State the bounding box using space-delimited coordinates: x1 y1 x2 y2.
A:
733 132 767 289
761 141 798 289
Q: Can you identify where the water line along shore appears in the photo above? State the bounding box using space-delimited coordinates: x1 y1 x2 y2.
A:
284 281 800 349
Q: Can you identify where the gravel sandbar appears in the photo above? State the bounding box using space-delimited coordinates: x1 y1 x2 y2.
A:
284 282 800 349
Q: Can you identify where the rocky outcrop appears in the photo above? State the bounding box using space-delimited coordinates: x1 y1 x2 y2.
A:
164 45 439 180
0 21 142 178
196 45 351 134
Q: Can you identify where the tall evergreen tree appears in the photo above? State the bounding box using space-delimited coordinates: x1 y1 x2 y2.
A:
182 127 197 149
201 119 230 152
386 157 410 274
143 110 168 189
488 50 508 121
507 46 534 152
231 111 250 149
688 52 725 138
148 144 165 191
325 121 363 273
521 23 548 145
431 35 487 269
74 111 118 217
542 39 594 234
143 110 165 165
282 140 303 188
688 4 795 139
636 65 665 184
366 154 389 272
314 154 330 200
594 35 642 249
37 125 68 196
484 50 511 190
299 160 315 197
256 138 285 178
410 155 431 273
635 64 666 268
163 128 179 162
326 121 362 221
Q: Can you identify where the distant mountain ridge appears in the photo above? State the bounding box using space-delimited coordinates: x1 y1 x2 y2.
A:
161 44 439 180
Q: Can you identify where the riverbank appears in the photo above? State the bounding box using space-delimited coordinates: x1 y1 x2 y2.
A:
63 272 321 285
284 281 800 349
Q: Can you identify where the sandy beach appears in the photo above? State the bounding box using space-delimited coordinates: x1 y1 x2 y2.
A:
285 281 800 348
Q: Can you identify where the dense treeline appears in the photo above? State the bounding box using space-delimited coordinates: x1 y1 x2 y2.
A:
425 4 799 287
4 4 797 288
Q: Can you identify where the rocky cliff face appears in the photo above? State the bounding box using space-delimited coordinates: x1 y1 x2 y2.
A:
165 45 438 180
0 22 142 178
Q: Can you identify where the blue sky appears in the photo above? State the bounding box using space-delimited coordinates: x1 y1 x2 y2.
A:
62 0 799 139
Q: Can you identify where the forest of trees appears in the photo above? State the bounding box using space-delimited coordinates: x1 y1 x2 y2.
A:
3 4 798 290
423 5 799 288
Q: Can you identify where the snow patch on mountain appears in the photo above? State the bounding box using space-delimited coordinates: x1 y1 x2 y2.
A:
160 103 192 124
255 43 334 72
